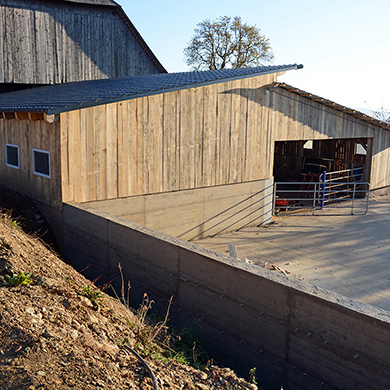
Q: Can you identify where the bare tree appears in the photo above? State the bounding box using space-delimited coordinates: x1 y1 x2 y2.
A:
371 105 390 124
184 16 274 70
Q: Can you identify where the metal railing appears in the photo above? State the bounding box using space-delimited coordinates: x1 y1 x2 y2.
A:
320 167 364 184
273 168 370 216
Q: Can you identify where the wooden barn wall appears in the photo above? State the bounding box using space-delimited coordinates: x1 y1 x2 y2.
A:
0 0 161 85
270 89 390 190
0 119 62 208
60 74 278 203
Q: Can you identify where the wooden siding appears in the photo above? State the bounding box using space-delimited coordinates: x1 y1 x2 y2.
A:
0 0 162 85
271 89 390 190
0 118 62 208
60 74 278 203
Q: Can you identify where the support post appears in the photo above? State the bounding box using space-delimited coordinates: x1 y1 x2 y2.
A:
320 171 326 209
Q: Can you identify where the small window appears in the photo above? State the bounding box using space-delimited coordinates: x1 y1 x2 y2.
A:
5 144 19 169
33 148 51 178
303 140 313 150
355 143 367 156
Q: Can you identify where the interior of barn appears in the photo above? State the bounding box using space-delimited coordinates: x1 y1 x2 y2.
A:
273 138 369 183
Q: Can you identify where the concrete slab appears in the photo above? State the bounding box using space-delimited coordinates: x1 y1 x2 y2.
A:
193 193 390 312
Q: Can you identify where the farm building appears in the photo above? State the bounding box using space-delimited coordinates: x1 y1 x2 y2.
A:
0 0 165 93
0 64 390 241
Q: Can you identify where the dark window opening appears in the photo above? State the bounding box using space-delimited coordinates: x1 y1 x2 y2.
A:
5 144 19 168
33 149 50 178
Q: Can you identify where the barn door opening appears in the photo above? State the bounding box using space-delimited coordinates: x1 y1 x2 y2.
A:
273 138 372 184
272 138 372 215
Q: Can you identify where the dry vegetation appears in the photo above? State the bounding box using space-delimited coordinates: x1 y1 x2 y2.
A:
0 186 258 389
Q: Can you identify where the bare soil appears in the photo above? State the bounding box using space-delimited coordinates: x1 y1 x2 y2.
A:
0 186 257 390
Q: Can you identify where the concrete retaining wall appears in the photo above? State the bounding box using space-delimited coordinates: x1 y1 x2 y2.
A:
83 179 273 240
62 202 390 390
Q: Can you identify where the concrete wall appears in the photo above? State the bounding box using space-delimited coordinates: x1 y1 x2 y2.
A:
83 179 273 240
62 202 390 390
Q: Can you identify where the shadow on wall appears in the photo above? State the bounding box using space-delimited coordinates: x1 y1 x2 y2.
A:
179 185 273 241
223 86 390 154
85 180 274 242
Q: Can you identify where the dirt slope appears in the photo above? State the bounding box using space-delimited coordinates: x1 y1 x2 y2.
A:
0 187 257 390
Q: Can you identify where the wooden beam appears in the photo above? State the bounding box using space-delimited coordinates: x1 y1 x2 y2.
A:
4 112 16 120
28 112 44 121
15 112 29 121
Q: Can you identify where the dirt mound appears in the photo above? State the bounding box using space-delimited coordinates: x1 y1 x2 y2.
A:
0 204 257 389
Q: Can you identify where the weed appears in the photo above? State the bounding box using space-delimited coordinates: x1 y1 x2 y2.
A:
248 367 258 386
169 318 207 369
3 271 33 287
0 212 21 229
79 284 102 311
112 263 209 370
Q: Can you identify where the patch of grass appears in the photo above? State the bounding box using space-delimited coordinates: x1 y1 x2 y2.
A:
248 367 258 386
79 284 102 311
0 212 21 229
3 271 33 287
111 263 209 370
168 319 207 369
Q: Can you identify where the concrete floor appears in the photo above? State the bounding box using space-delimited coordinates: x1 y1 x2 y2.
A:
194 193 390 312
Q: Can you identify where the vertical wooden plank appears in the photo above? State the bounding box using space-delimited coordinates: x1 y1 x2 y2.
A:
245 78 258 181
60 113 70 202
97 104 107 200
154 94 164 193
79 109 87 201
202 85 215 186
117 101 128 197
162 91 179 192
84 107 95 202
229 80 241 183
136 97 145 194
238 78 249 182
49 121 62 208
69 110 82 202
217 81 232 185
145 96 154 193
129 99 138 195
194 87 204 187
93 105 102 200
179 88 190 189
187 88 196 189
106 103 118 199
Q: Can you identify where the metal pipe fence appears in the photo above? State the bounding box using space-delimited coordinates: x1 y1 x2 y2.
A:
273 180 370 216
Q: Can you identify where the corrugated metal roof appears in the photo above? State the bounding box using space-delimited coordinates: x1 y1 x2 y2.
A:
0 65 302 115
276 83 390 131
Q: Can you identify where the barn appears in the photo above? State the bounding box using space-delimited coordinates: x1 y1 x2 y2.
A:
0 64 389 241
0 0 165 93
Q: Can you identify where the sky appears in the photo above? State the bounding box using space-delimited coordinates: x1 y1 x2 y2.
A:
119 0 390 113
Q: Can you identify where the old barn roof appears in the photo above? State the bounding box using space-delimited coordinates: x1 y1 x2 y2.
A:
274 83 390 131
0 65 302 115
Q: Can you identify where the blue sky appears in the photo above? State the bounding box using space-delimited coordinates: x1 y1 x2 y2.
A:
120 0 389 112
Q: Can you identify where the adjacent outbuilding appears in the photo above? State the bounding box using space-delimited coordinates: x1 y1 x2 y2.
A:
0 64 389 240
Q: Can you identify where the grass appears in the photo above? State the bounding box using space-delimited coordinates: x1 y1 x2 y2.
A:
0 212 20 229
3 271 33 287
108 263 209 370
248 367 258 385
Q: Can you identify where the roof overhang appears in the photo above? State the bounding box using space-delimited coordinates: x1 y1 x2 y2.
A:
46 64 303 115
